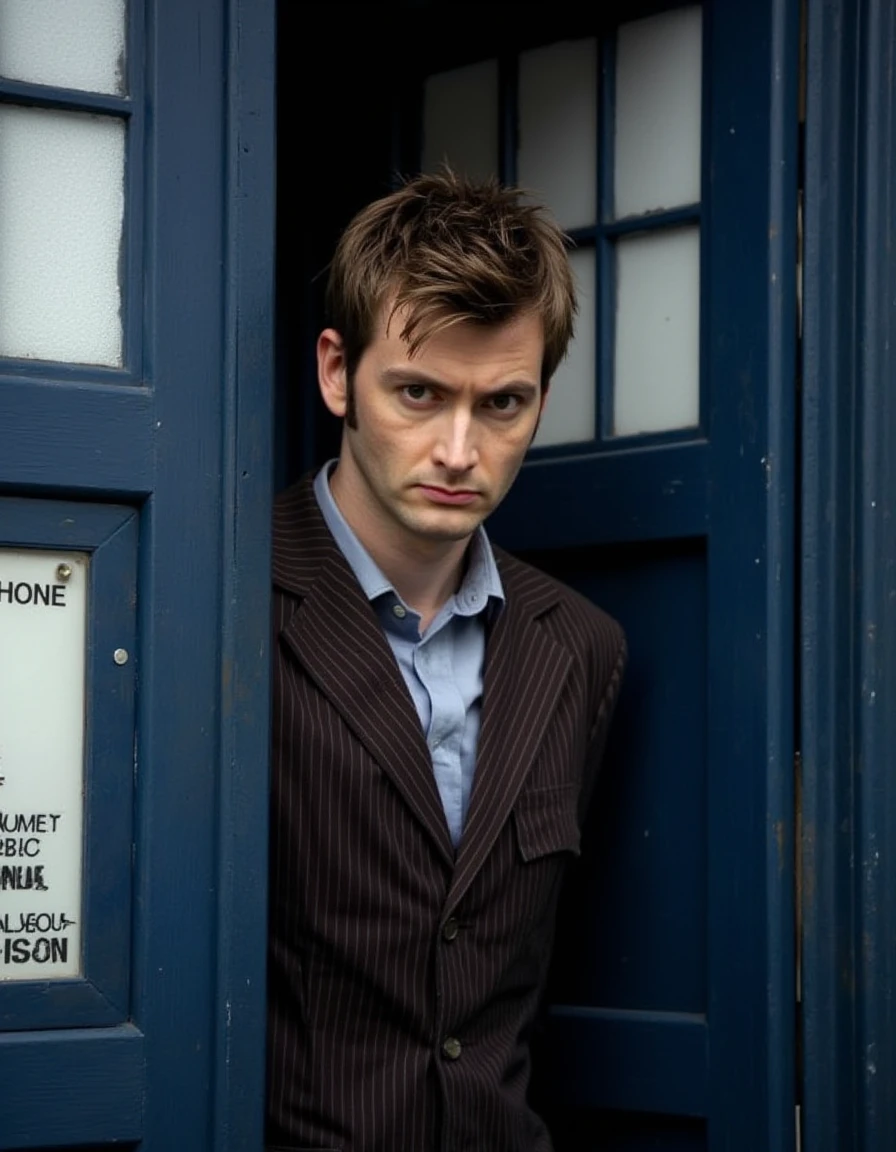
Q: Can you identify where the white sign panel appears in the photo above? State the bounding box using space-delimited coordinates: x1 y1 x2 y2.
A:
0 548 87 979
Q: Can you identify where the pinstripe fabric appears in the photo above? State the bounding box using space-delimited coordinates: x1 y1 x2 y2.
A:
267 474 626 1152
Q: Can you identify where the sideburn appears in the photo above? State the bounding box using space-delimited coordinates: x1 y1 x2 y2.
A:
344 371 358 429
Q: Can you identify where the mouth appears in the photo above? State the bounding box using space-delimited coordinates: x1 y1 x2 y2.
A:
417 485 480 506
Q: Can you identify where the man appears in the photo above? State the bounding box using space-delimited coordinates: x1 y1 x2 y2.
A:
268 169 626 1151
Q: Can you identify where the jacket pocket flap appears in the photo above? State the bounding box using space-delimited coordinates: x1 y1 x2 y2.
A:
513 784 581 861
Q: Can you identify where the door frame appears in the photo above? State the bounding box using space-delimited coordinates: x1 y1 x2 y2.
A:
801 2 896 1151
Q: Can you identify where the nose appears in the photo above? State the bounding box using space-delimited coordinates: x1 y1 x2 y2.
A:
432 409 479 474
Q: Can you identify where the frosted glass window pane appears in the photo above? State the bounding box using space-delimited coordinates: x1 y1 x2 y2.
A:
533 248 596 447
0 0 126 95
615 6 702 217
518 39 597 231
0 107 125 366
423 61 498 182
614 227 700 436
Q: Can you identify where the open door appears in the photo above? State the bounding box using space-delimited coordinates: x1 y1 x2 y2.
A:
279 1 799 1148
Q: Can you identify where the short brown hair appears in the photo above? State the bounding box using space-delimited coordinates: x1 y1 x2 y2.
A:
325 168 577 395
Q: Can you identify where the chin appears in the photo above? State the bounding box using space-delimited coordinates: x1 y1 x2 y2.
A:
407 513 483 544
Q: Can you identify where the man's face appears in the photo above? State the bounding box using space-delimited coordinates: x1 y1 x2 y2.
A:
317 305 546 558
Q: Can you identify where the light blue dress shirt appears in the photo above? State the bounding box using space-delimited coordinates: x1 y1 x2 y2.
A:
314 462 504 846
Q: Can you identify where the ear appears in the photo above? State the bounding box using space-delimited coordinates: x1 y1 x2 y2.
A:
317 328 348 418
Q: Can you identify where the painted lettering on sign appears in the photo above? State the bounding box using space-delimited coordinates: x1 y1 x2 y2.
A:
0 548 87 980
0 812 63 834
0 582 67 607
3 937 69 964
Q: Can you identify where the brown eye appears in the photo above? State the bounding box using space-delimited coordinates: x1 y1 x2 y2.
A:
487 394 522 413
402 383 434 403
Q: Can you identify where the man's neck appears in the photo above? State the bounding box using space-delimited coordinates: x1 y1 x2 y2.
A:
366 533 468 631
328 467 470 631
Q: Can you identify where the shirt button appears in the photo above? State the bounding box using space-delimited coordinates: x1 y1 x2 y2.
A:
392 604 407 619
442 1036 462 1060
442 917 459 941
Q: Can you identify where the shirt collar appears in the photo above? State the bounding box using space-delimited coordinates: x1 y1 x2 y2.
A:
313 460 504 616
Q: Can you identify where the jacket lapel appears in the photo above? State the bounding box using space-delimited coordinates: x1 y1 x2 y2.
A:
449 554 572 906
274 477 454 866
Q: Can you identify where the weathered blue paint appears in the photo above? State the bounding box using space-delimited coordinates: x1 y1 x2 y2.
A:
703 0 799 1148
0 77 132 114
0 0 275 1147
213 0 276 1147
0 381 154 496
0 1025 143 1148
493 442 708 546
801 2 896 1151
490 1 800 1147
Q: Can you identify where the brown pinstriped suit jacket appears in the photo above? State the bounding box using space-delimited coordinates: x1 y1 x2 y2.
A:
267 474 626 1152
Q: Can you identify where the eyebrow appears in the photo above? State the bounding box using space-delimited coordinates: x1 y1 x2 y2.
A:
380 367 540 399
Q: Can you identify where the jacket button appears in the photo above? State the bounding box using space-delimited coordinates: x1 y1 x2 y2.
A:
442 1036 462 1060
442 917 459 941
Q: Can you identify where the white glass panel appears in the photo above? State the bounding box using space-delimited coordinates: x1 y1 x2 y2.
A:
518 39 597 231
0 107 125 366
423 60 498 182
614 227 700 436
0 0 126 95
0 549 88 981
533 247 596 447
615 6 702 217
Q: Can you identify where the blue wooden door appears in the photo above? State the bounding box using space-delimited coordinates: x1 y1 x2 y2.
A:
282 1 799 1148
0 2 274 1148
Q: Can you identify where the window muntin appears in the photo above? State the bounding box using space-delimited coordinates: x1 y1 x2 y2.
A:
421 4 705 449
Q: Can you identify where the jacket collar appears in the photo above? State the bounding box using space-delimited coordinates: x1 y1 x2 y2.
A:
274 472 572 878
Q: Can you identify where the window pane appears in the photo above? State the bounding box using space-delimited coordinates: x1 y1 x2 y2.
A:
533 247 596 447
0 106 125 366
518 39 597 231
615 6 702 217
423 60 499 182
614 227 700 436
0 0 127 96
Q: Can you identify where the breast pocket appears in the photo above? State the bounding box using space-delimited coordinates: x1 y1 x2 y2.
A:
513 783 581 862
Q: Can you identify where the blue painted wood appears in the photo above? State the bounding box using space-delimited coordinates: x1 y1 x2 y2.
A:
0 500 137 1032
597 34 615 444
80 511 139 1019
802 3 896 1151
0 1025 143 1148
0 499 137 547
122 0 146 380
488 1 800 1147
602 204 702 237
0 0 274 1145
529 540 708 1014
800 2 860 1148
704 1 798 1149
128 1 227 1148
0 381 154 497
0 77 132 113
543 1008 708 1115
489 441 709 547
213 0 275 1148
